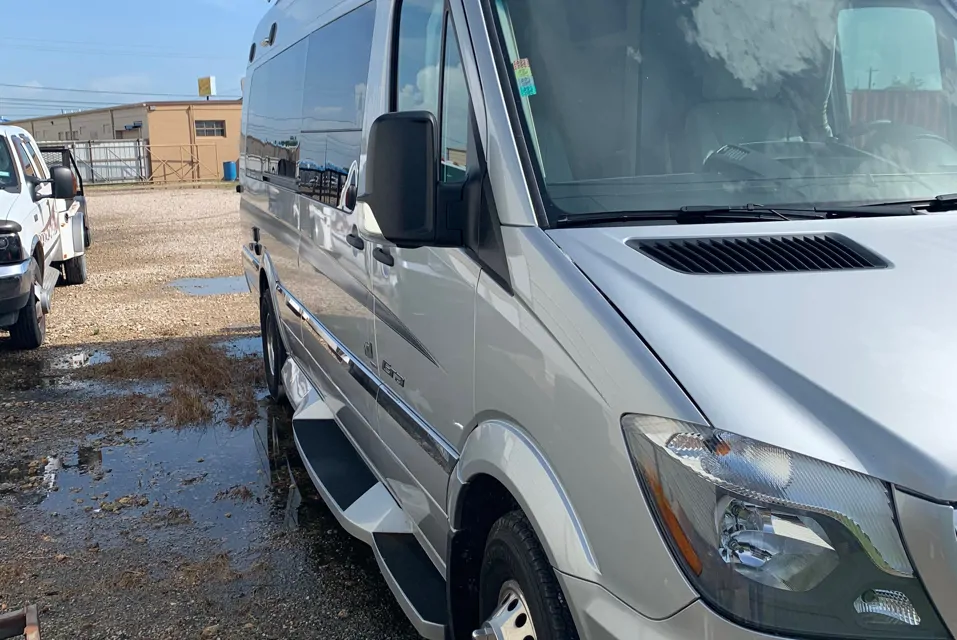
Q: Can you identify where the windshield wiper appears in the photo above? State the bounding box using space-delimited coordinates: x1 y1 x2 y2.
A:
825 193 957 215
555 201 922 227
557 204 826 227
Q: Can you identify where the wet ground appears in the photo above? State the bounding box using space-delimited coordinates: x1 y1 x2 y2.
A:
0 335 420 639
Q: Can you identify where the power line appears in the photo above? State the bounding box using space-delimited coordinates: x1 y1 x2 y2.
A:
0 42 236 61
3 35 238 53
0 83 241 99
0 97 135 107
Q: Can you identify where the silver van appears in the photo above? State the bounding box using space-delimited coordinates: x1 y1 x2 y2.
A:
240 0 957 637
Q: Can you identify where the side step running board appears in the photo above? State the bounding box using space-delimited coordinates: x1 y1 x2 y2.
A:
282 360 449 640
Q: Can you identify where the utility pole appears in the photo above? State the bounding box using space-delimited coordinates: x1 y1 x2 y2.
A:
868 67 878 90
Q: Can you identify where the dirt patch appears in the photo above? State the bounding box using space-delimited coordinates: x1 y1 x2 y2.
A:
77 339 263 427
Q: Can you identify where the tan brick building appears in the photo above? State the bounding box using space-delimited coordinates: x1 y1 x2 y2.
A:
10 100 243 181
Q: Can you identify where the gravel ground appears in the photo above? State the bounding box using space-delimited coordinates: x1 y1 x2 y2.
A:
0 188 419 640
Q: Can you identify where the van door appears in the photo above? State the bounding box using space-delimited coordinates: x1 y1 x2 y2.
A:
371 1 477 564
291 2 381 451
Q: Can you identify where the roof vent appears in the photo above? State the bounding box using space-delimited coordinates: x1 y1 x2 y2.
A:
631 234 887 274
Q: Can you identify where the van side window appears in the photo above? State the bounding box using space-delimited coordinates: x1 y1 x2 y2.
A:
394 0 445 115
298 1 376 206
395 1 472 182
11 137 37 180
244 39 308 182
440 20 469 183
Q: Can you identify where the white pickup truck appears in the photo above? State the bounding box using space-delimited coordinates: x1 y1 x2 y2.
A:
0 125 87 349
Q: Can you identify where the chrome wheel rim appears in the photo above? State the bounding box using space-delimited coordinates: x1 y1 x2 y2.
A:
472 580 538 640
265 314 277 379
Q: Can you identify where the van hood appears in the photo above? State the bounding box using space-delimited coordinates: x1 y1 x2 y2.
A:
0 191 19 221
548 215 957 501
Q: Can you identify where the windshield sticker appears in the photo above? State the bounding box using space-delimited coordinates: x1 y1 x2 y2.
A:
513 58 537 97
0 172 9 178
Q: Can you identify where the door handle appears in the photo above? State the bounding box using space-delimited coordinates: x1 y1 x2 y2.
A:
346 230 365 251
373 247 394 267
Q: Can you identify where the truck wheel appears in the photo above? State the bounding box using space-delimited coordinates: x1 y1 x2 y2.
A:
84 226 92 249
261 288 286 401
63 254 88 286
473 511 579 640
9 258 46 350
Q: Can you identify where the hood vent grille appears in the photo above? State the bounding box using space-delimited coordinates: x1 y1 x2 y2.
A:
632 234 887 274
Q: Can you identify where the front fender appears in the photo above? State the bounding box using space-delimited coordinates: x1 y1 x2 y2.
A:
448 418 601 582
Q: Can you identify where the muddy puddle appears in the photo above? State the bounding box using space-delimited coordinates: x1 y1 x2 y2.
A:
36 408 328 556
169 276 248 297
0 333 417 638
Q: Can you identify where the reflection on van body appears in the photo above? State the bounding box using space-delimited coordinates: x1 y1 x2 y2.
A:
240 0 957 638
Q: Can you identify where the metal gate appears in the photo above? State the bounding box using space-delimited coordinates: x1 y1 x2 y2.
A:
35 140 222 185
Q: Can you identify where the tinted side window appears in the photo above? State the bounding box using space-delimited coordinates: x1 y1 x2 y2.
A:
11 137 37 179
22 138 49 179
245 39 308 182
440 20 469 182
302 3 376 131
298 1 376 206
395 0 445 114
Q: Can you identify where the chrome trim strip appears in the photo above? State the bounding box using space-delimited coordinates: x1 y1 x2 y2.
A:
285 294 304 319
241 244 261 270
378 384 457 474
0 259 30 279
299 305 459 473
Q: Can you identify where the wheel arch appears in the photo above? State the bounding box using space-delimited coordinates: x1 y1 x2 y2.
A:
446 418 599 637
256 251 293 354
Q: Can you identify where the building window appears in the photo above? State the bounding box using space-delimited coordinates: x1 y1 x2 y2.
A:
195 120 226 137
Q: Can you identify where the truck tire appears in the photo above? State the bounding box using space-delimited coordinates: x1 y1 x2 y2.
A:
9 258 46 350
84 226 92 249
63 254 88 286
474 510 580 640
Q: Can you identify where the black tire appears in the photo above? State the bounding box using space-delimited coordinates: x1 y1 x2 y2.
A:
478 511 579 640
84 226 92 249
260 288 286 401
63 254 88 286
9 259 45 350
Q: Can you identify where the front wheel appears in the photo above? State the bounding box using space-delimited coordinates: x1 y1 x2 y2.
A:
260 288 286 401
473 511 580 640
8 259 46 350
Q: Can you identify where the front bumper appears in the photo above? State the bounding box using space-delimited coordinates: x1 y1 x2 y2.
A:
559 573 784 640
0 259 34 318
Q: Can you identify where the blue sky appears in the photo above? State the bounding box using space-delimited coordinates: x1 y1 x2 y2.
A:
1 0 267 120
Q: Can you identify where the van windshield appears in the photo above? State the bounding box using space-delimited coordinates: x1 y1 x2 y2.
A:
0 137 18 190
493 0 957 221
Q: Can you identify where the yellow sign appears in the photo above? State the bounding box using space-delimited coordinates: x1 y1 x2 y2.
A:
198 76 217 97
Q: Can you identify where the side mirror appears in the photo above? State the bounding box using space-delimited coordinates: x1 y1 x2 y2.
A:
358 111 459 248
51 166 77 199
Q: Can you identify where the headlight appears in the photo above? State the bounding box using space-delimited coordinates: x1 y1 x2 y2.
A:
623 415 948 639
0 233 22 264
